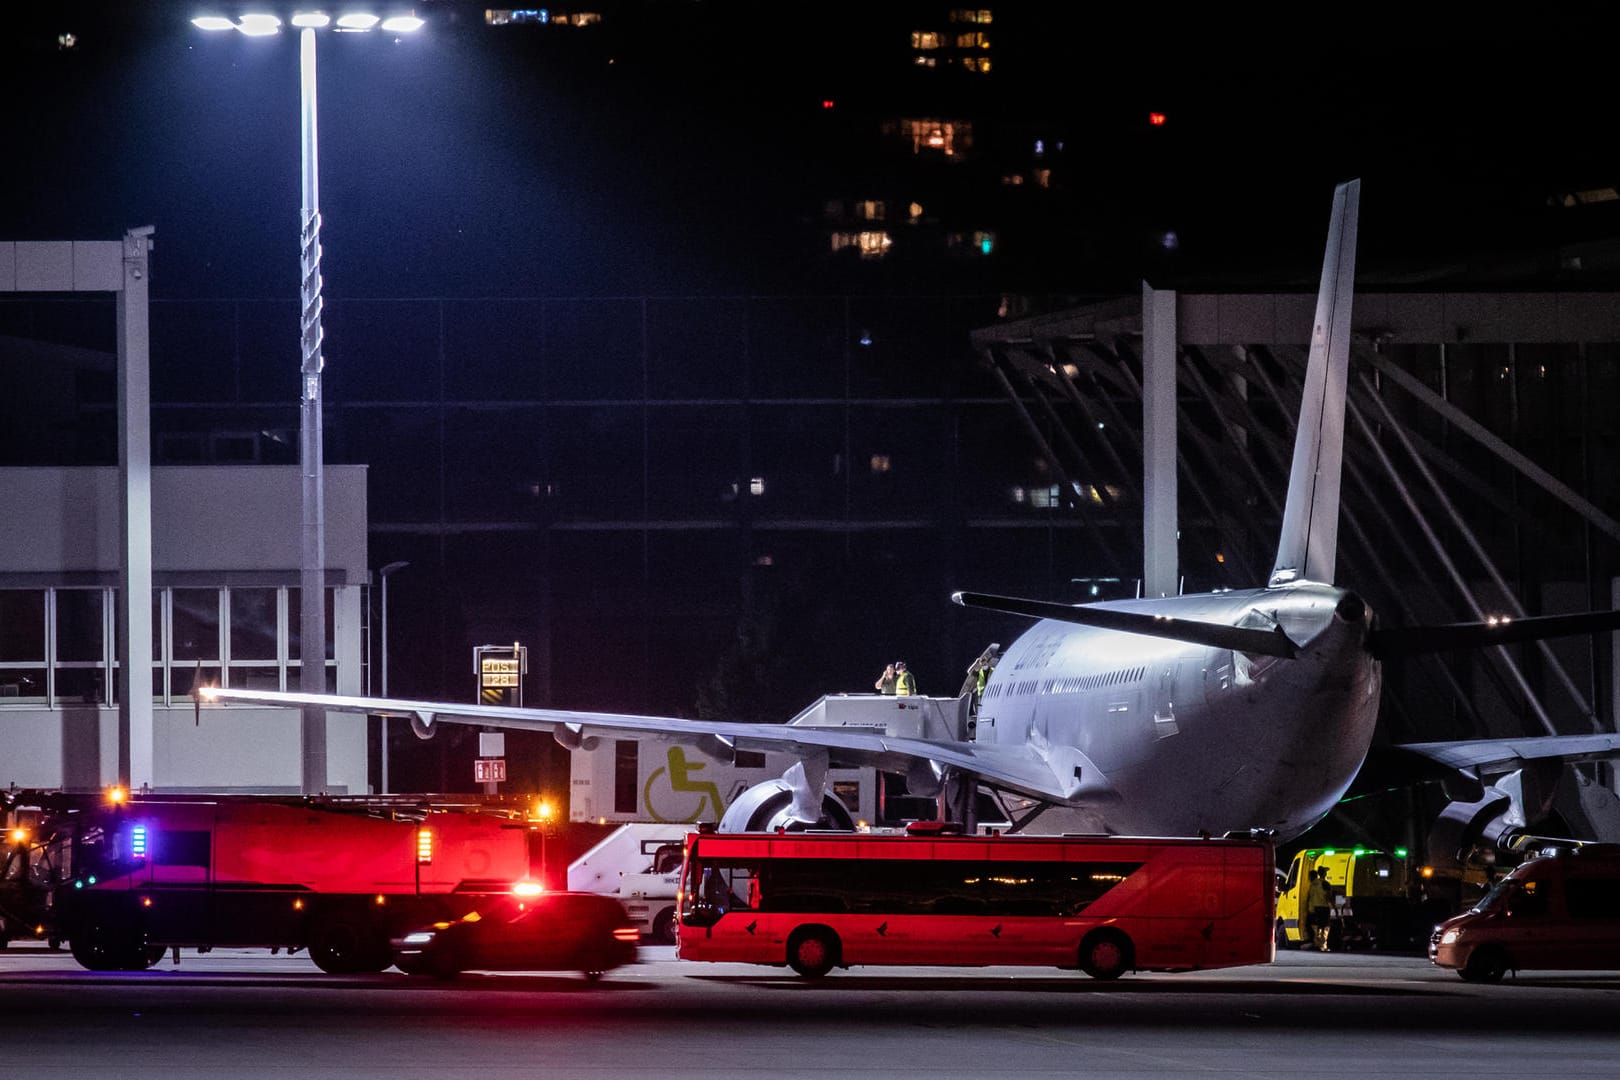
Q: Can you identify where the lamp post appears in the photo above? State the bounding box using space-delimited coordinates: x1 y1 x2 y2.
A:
192 10 425 794
378 559 410 792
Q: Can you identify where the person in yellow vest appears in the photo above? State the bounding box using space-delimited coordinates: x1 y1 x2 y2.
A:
1306 866 1334 952
894 661 916 696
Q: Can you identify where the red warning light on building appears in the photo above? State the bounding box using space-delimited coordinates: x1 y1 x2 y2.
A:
1148 112 1167 127
822 99 836 110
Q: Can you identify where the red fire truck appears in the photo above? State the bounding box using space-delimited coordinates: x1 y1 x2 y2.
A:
3 790 538 973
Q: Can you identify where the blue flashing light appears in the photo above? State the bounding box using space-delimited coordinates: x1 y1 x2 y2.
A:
87 875 97 885
980 237 993 255
131 825 148 858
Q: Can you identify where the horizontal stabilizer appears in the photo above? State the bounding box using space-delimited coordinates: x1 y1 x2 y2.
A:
951 591 1298 659
1396 732 1620 776
1367 609 1620 658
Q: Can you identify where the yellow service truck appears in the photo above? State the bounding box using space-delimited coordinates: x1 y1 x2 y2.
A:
1275 846 1418 951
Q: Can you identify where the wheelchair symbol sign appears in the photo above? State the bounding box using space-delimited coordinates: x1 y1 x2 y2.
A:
643 746 726 823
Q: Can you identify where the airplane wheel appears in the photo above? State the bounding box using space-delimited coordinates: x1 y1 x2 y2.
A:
786 927 839 978
1079 929 1133 980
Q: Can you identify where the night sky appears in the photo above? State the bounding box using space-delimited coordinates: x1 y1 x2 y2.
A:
5 3 1620 302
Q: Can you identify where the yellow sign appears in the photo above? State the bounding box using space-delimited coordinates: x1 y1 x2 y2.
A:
481 658 521 674
481 673 519 687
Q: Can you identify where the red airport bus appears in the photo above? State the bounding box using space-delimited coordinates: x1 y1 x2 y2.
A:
677 828 1275 979
43 793 536 973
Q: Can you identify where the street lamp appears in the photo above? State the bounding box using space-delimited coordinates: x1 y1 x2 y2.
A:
192 10 425 794
378 559 410 793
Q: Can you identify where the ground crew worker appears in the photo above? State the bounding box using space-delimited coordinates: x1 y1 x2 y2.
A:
1306 865 1334 952
894 661 916 696
875 663 897 695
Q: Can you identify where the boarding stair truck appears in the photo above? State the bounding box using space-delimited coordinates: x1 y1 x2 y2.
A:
568 824 687 944
1275 846 1419 950
22 790 538 973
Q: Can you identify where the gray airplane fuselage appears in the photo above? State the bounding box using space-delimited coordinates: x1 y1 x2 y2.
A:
974 582 1381 839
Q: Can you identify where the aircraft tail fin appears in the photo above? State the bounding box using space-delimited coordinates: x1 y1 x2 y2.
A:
1270 179 1360 588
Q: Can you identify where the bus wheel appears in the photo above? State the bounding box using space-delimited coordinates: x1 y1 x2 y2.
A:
1458 946 1508 984
650 908 678 946
1273 920 1289 950
1079 929 1133 980
786 927 840 978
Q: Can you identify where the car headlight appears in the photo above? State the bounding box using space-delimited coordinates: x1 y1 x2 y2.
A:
401 931 436 946
1439 929 1459 946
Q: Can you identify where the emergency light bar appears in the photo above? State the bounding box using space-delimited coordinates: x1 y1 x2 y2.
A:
131 825 148 858
417 828 433 864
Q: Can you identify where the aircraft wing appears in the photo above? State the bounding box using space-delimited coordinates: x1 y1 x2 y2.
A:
201 688 1111 805
1396 733 1620 775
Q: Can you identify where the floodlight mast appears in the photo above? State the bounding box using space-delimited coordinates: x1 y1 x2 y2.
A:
190 9 424 793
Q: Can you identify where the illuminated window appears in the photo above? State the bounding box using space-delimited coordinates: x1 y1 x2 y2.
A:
1002 173 1024 186
748 477 766 496
950 9 993 23
1033 168 1052 188
830 230 893 259
961 57 991 73
1030 485 1061 508
911 31 941 49
857 200 885 221
569 12 601 26
955 31 989 48
913 55 937 67
870 454 891 473
946 230 996 255
889 118 972 157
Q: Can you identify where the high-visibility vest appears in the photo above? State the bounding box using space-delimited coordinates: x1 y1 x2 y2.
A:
896 670 916 696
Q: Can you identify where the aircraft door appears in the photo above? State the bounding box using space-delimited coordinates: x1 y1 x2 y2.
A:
1152 666 1178 740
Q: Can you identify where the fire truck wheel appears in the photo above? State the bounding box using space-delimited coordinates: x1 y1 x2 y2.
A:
786 926 839 978
1079 929 1133 980
69 926 150 972
309 919 379 975
650 908 678 945
70 933 118 971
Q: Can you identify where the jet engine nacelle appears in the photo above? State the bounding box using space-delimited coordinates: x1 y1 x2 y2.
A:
409 712 436 740
717 779 855 833
1428 762 1563 863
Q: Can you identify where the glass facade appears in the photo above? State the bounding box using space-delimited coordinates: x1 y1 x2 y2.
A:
0 587 337 707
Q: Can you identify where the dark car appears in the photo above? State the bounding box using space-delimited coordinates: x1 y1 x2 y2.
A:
392 888 639 980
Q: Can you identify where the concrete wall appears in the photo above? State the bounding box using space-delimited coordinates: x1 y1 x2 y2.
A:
0 465 370 793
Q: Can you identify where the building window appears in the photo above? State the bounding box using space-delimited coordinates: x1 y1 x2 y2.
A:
955 31 990 48
228 587 282 691
831 230 893 259
911 31 941 49
889 118 972 157
55 589 106 705
857 200 885 221
950 9 993 24
946 230 997 255
0 590 46 702
960 56 991 73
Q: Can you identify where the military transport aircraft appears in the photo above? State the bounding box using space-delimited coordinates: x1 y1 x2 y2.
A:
204 180 1620 847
